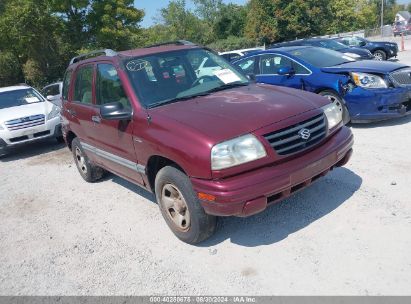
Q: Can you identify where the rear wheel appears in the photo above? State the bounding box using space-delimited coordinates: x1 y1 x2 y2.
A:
71 138 105 182
319 90 351 125
373 50 387 61
155 166 217 244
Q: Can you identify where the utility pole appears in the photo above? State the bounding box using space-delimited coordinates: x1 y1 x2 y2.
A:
381 0 384 37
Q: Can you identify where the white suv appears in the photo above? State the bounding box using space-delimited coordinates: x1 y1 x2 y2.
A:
0 84 62 156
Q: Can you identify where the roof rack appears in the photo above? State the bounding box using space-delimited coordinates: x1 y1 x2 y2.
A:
69 49 117 65
144 40 197 49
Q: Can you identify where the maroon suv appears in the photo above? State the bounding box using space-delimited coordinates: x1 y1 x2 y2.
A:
61 41 354 244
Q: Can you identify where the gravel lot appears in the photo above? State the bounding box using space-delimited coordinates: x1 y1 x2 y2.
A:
1 39 411 296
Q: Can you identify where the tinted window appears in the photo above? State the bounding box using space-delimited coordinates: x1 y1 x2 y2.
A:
290 47 355 68
235 58 255 74
96 64 130 108
73 66 93 104
260 54 293 74
0 88 44 110
62 70 72 100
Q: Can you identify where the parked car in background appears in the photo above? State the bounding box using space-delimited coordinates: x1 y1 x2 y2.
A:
270 38 374 60
233 46 411 123
62 43 353 244
393 21 411 37
219 47 265 62
42 81 63 107
0 84 63 156
335 36 398 61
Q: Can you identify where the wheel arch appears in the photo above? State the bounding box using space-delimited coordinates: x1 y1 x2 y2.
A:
66 131 77 150
146 155 187 193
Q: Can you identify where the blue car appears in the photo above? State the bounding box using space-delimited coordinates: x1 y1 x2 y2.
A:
232 46 411 123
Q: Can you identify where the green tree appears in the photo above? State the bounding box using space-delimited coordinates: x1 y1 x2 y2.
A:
88 0 144 50
214 4 247 39
245 0 278 43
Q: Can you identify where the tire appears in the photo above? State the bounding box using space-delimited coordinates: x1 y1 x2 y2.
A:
319 90 351 125
373 50 387 61
71 137 105 182
155 166 217 244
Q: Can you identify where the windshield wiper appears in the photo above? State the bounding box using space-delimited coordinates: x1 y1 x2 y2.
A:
147 92 211 109
205 82 249 94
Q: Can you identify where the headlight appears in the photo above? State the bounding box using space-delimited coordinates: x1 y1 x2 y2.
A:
47 104 61 120
0 124 4 131
344 52 361 59
211 134 267 170
322 103 342 130
351 72 388 89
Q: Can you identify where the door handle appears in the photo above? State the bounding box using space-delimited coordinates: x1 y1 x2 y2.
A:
92 115 101 124
67 109 77 117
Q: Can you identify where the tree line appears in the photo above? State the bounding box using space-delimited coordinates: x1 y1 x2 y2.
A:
0 0 407 88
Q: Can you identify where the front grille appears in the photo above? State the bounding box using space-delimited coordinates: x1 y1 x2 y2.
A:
5 114 45 131
263 113 327 156
390 68 411 86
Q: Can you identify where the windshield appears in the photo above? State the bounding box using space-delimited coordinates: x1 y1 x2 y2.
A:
290 47 355 68
315 40 346 51
0 88 44 110
123 48 249 108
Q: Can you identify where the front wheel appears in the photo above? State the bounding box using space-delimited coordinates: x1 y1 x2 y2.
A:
155 166 217 244
373 50 387 61
319 90 351 125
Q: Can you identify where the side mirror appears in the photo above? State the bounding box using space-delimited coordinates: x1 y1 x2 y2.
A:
46 95 54 101
359 41 367 47
246 73 256 81
278 66 295 76
100 102 132 121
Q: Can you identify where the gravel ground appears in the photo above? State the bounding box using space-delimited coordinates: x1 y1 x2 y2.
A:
1 44 411 296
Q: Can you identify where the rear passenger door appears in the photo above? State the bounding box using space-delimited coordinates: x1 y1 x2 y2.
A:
66 64 97 152
91 63 144 184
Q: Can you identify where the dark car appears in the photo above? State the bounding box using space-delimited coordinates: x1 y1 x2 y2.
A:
335 36 398 61
270 38 374 60
61 42 353 244
232 46 411 123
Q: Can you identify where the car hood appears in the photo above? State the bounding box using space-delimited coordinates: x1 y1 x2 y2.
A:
0 102 48 123
148 84 328 142
321 60 408 74
369 41 397 47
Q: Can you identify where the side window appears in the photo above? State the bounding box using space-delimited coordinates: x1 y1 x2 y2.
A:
96 64 130 108
235 58 255 75
62 70 72 100
73 65 93 104
260 54 292 74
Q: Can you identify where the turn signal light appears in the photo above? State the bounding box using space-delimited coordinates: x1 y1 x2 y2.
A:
198 192 216 201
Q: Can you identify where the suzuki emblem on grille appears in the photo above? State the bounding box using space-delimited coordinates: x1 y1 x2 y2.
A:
298 128 311 140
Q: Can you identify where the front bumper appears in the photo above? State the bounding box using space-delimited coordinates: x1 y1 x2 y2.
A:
0 116 61 154
344 86 411 123
192 126 354 217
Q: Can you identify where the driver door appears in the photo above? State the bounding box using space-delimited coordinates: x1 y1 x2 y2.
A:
256 54 311 90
